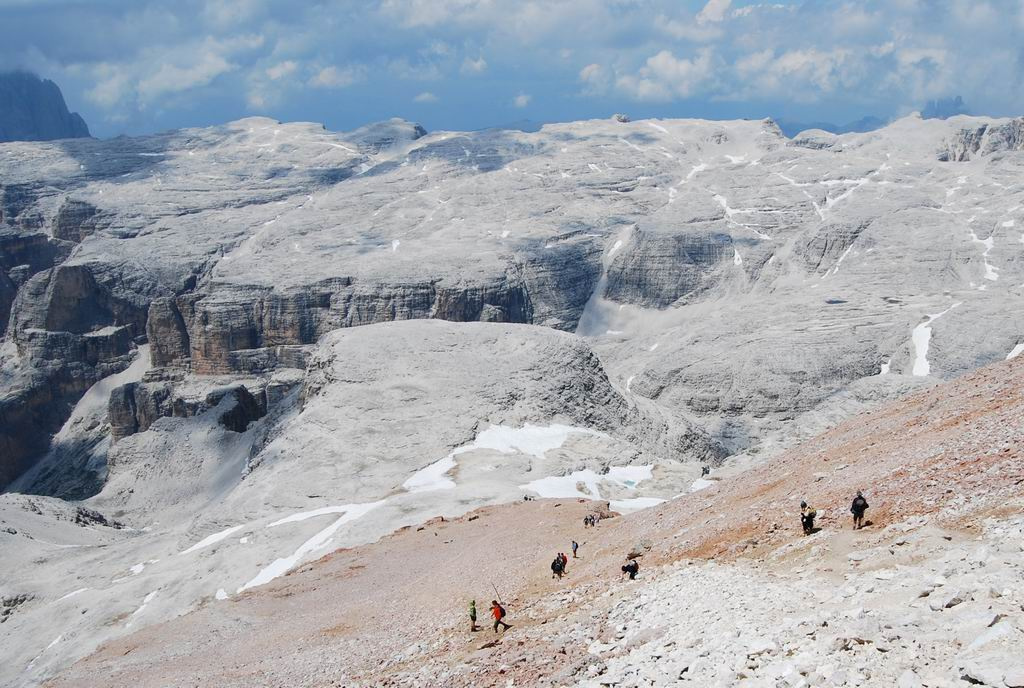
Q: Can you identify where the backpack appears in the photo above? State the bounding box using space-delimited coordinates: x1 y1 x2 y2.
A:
497 604 506 619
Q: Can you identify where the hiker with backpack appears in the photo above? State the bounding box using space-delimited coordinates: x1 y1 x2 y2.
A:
551 555 564 579
571 540 579 558
621 558 639 580
851 491 869 530
469 599 478 632
491 600 510 632
800 501 817 535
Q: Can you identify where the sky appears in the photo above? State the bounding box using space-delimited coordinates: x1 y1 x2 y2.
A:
2 0 1023 138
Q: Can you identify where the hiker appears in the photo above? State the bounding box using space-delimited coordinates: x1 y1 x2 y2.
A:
469 599 478 632
559 552 569 574
851 491 869 530
800 501 817 535
701 464 710 476
583 515 590 528
491 600 510 632
621 559 639 580
572 540 579 558
551 555 564 579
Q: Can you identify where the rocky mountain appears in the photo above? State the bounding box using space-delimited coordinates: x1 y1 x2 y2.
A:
2 111 1024 686
4 112 1024 492
0 72 90 143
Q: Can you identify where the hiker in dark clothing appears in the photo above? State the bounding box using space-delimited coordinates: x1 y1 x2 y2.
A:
800 501 817 535
621 559 640 580
583 515 590 528
491 600 510 632
572 540 579 558
551 556 564 579
851 491 869 530
469 599 478 632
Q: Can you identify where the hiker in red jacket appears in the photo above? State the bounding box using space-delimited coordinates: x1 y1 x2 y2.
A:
491 600 511 633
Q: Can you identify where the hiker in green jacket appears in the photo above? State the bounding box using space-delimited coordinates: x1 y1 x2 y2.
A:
469 599 478 632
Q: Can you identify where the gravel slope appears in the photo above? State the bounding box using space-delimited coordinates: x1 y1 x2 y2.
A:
44 356 1024 687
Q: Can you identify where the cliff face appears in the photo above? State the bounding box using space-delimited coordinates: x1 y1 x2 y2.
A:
3 113 1024 492
0 72 90 142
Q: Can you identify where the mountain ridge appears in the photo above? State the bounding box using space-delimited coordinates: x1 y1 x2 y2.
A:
0 72 90 143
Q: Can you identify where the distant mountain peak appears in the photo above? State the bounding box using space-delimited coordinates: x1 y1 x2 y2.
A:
0 71 90 142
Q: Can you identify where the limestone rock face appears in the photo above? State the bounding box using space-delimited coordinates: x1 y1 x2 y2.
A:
938 116 1024 160
145 298 190 368
52 199 102 243
3 112 1024 490
0 72 89 143
605 227 734 307
108 380 265 441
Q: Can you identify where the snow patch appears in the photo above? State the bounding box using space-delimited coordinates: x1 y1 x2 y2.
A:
239 501 385 592
179 524 246 555
56 588 89 603
911 303 961 377
404 424 604 493
1007 343 1024 360
391 239 400 252
690 478 716 492
522 464 653 500
733 248 743 266
403 453 457 492
969 229 999 281
126 590 158 628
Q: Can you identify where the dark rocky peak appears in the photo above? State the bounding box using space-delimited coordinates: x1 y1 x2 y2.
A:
0 72 90 142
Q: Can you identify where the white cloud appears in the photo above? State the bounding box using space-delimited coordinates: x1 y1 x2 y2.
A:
658 14 722 42
85 34 263 110
266 61 299 81
309 64 364 89
696 0 731 23
460 55 487 74
615 49 715 101
414 91 438 102
137 51 236 102
378 0 492 28
86 64 132 108
10 0 1024 135
578 62 607 95
512 92 531 108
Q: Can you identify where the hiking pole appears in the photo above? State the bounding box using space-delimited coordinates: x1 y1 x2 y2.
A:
491 582 504 606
